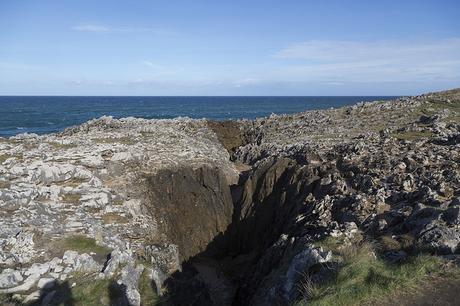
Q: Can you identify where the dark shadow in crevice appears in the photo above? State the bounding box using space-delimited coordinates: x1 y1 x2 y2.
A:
108 280 130 306
160 157 328 306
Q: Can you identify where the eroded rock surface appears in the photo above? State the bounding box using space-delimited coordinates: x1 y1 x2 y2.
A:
1 89 459 305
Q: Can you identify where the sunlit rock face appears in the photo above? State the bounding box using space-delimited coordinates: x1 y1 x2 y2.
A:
0 89 459 305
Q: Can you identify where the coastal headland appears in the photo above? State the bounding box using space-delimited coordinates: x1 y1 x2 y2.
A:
1 89 460 305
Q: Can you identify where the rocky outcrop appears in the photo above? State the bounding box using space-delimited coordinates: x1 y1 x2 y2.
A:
0 88 459 305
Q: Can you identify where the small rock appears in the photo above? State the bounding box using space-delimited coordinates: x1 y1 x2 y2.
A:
24 263 50 277
23 290 41 304
0 273 40 294
378 219 388 231
62 250 79 266
74 253 102 273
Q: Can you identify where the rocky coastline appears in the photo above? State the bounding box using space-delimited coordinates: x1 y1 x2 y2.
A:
1 88 460 305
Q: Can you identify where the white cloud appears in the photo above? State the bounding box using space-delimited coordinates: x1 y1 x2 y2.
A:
72 24 176 35
276 38 460 62
142 61 156 68
273 38 460 83
234 78 261 87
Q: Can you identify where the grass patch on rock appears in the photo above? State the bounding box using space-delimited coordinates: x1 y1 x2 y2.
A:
56 178 88 188
416 98 460 122
296 239 450 306
45 276 112 306
92 137 137 145
0 153 24 164
34 270 159 306
391 130 433 141
51 235 111 258
139 269 161 306
102 212 130 224
0 180 11 189
62 193 82 204
49 142 78 150
0 154 12 164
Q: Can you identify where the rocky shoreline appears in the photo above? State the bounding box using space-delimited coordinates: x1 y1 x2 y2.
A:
1 88 460 305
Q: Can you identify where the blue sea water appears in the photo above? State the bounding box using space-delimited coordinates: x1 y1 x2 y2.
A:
0 96 398 137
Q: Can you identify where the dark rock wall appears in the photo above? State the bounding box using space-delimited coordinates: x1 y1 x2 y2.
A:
145 166 234 262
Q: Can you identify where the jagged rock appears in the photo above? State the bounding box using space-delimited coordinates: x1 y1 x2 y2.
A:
62 251 101 272
23 290 41 304
24 263 50 277
2 231 36 265
74 253 102 272
281 247 332 302
0 89 459 305
145 244 181 294
101 249 133 278
417 221 460 254
62 250 79 266
0 273 40 294
0 269 23 289
118 263 144 306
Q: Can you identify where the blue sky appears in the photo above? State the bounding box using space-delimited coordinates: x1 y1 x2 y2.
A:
0 0 459 95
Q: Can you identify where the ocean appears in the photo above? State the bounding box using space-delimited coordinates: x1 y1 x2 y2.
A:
0 96 398 137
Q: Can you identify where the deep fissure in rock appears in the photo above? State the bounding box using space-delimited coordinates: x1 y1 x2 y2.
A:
147 155 336 305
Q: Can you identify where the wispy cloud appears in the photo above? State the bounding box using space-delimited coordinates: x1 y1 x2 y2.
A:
234 78 261 88
273 38 460 83
72 24 176 35
142 61 158 68
72 25 109 32
275 38 460 61
141 60 185 76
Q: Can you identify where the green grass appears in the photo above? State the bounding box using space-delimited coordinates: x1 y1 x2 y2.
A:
0 153 24 164
26 269 159 306
370 123 390 132
295 240 447 306
49 142 78 149
102 212 130 224
0 154 12 164
391 131 433 141
139 269 161 306
62 193 82 203
416 99 460 123
51 235 111 258
112 198 125 206
92 137 137 145
44 276 113 306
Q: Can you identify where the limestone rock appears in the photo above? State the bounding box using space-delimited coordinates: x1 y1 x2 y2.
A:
118 264 144 306
0 269 23 289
